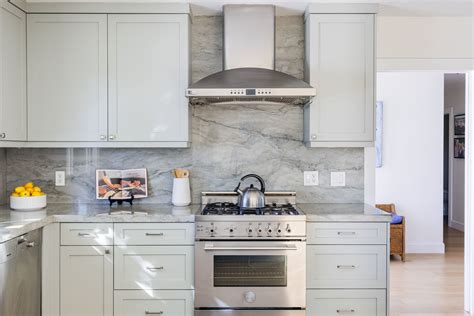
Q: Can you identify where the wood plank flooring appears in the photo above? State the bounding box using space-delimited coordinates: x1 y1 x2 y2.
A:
390 226 466 315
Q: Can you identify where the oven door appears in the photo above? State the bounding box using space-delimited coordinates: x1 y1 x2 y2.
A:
195 240 306 309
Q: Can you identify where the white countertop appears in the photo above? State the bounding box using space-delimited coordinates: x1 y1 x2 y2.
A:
0 203 391 243
298 203 392 222
0 203 198 243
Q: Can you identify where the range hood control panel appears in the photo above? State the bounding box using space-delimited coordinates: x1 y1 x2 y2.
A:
229 89 272 95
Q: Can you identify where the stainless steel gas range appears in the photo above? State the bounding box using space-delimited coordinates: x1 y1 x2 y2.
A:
195 192 306 316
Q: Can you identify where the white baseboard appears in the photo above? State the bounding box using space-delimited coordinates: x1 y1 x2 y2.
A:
449 220 465 232
406 242 445 254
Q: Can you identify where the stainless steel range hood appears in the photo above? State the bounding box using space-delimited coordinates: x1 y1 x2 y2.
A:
186 5 316 105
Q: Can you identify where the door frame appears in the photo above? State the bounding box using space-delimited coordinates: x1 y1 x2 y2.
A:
465 71 473 315
444 107 455 230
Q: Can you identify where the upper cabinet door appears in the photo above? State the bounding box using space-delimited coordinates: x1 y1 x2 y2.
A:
305 14 375 146
0 1 26 141
27 14 108 142
108 14 190 142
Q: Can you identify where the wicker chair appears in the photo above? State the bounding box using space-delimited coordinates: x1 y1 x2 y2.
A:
376 203 406 262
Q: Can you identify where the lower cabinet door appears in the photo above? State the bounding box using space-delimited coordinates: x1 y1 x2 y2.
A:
114 290 194 316
307 289 386 316
60 246 113 316
114 245 194 289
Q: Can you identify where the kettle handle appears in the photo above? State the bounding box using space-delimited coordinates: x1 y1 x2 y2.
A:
240 174 266 193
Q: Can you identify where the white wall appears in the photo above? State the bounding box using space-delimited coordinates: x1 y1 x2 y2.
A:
377 16 474 71
376 72 445 253
445 73 466 231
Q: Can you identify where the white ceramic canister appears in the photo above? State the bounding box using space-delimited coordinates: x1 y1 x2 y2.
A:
172 178 191 206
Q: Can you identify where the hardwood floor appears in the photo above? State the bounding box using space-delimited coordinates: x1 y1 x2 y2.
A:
390 225 466 315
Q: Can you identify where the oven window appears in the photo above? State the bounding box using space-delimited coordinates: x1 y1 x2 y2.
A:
214 255 287 287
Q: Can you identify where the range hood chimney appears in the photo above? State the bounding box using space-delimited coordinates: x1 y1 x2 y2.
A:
186 5 316 105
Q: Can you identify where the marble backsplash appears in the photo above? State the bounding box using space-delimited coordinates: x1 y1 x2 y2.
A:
3 16 364 204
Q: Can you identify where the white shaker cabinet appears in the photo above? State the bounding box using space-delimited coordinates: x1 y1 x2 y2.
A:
0 1 26 141
108 14 190 142
304 13 375 147
60 246 113 316
27 14 108 142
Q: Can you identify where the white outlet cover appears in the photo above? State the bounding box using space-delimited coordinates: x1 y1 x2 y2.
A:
304 171 319 186
330 172 346 187
55 171 66 186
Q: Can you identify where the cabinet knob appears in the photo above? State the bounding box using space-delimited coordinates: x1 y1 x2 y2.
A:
109 135 116 140
311 134 317 140
0 133 6 139
104 249 110 254
100 135 106 140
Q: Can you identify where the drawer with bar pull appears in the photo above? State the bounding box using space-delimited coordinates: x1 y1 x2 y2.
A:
307 289 386 316
307 245 387 289
114 290 194 316
114 245 194 290
61 223 113 246
114 223 194 245
307 222 387 245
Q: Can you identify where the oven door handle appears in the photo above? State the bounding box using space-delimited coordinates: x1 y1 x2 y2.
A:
203 244 299 251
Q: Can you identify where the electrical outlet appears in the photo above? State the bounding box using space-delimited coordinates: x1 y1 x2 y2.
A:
330 172 346 187
55 171 66 186
304 171 319 186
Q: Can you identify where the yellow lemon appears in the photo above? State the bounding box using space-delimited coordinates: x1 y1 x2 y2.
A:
26 188 34 194
31 191 41 196
11 192 19 197
14 186 25 193
33 186 42 192
24 182 34 189
40 192 46 196
20 191 30 197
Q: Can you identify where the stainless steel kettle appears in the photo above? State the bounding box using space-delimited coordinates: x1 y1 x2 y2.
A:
234 174 266 209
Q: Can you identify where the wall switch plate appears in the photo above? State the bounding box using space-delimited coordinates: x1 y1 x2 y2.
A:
55 171 66 186
304 171 319 186
330 172 346 187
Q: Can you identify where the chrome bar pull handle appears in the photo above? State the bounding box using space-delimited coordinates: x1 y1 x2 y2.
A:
145 312 163 315
78 232 96 237
337 309 355 314
337 231 356 235
145 233 164 236
146 266 164 271
337 265 356 269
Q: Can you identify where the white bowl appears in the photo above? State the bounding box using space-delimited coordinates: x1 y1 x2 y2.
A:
10 195 47 211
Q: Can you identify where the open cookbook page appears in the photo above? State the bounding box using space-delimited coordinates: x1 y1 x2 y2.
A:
96 169 148 199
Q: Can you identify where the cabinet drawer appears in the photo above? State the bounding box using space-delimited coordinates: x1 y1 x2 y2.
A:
114 290 194 316
114 223 194 245
61 223 113 246
307 223 387 245
307 245 386 289
307 289 386 316
114 246 194 289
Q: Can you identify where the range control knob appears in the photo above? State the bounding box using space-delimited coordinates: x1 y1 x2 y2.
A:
229 226 235 234
267 224 273 235
277 224 282 234
286 224 292 234
257 225 263 234
244 291 256 303
247 225 253 235
209 224 217 235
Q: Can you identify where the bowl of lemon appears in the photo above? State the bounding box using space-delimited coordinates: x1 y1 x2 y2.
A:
10 182 47 211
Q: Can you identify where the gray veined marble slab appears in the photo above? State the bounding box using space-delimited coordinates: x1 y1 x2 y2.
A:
298 203 392 222
0 203 198 243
